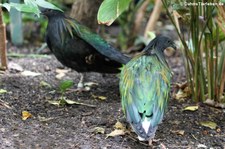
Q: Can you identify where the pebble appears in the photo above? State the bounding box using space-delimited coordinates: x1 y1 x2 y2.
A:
181 140 188 145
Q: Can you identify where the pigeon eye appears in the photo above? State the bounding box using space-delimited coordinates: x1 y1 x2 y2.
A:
47 9 53 13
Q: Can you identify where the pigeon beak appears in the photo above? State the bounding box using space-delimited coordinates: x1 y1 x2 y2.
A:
172 43 177 51
39 7 47 15
164 46 176 56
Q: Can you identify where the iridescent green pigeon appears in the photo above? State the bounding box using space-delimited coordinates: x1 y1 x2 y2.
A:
119 36 176 145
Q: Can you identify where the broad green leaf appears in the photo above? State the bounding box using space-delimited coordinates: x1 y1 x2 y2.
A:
24 0 38 8
1 3 11 11
59 80 73 92
97 0 132 26
35 0 62 11
182 105 198 111
1 0 62 17
2 2 40 16
200 121 217 129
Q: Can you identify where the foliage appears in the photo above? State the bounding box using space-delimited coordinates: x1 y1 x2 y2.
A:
0 0 62 16
2 12 9 24
162 0 225 104
97 0 132 26
59 80 73 93
97 0 149 51
116 2 136 50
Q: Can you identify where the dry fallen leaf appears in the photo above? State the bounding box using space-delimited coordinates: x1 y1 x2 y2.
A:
84 82 98 87
22 111 32 120
106 129 125 138
197 144 207 148
91 127 105 134
0 89 7 94
173 89 190 100
204 99 225 109
8 62 23 72
92 95 107 101
0 99 12 109
48 100 61 106
55 69 70 80
55 73 65 80
64 99 96 107
170 120 181 125
21 70 41 77
114 121 125 130
173 82 191 101
106 121 126 139
40 81 52 88
200 121 217 129
55 68 70 74
48 98 96 108
38 116 56 122
174 82 188 89
183 105 198 111
171 130 185 135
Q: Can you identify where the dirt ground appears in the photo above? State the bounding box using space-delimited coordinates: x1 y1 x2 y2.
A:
0 52 225 149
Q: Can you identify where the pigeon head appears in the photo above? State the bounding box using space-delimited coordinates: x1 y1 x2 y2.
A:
40 8 64 18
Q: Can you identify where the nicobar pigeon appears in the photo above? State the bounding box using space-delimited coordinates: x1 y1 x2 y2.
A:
119 36 176 145
41 8 131 90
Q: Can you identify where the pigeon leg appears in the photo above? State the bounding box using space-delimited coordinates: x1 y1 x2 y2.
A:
76 73 97 92
148 139 153 146
67 73 97 93
77 73 84 89
75 73 90 92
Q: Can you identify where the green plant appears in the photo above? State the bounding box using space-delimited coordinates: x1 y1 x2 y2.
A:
97 0 133 50
59 80 73 95
162 0 225 105
55 80 73 105
48 79 96 107
97 0 150 51
97 0 132 26
0 0 62 68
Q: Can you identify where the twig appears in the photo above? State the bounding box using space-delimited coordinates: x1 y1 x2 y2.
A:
0 99 12 109
7 53 51 58
73 101 97 108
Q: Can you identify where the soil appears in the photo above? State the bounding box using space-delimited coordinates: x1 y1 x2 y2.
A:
0 50 224 149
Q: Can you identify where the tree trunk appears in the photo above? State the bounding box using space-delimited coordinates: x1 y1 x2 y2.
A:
0 7 7 69
70 0 102 31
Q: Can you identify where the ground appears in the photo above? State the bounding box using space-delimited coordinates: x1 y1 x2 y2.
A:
0 53 225 149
